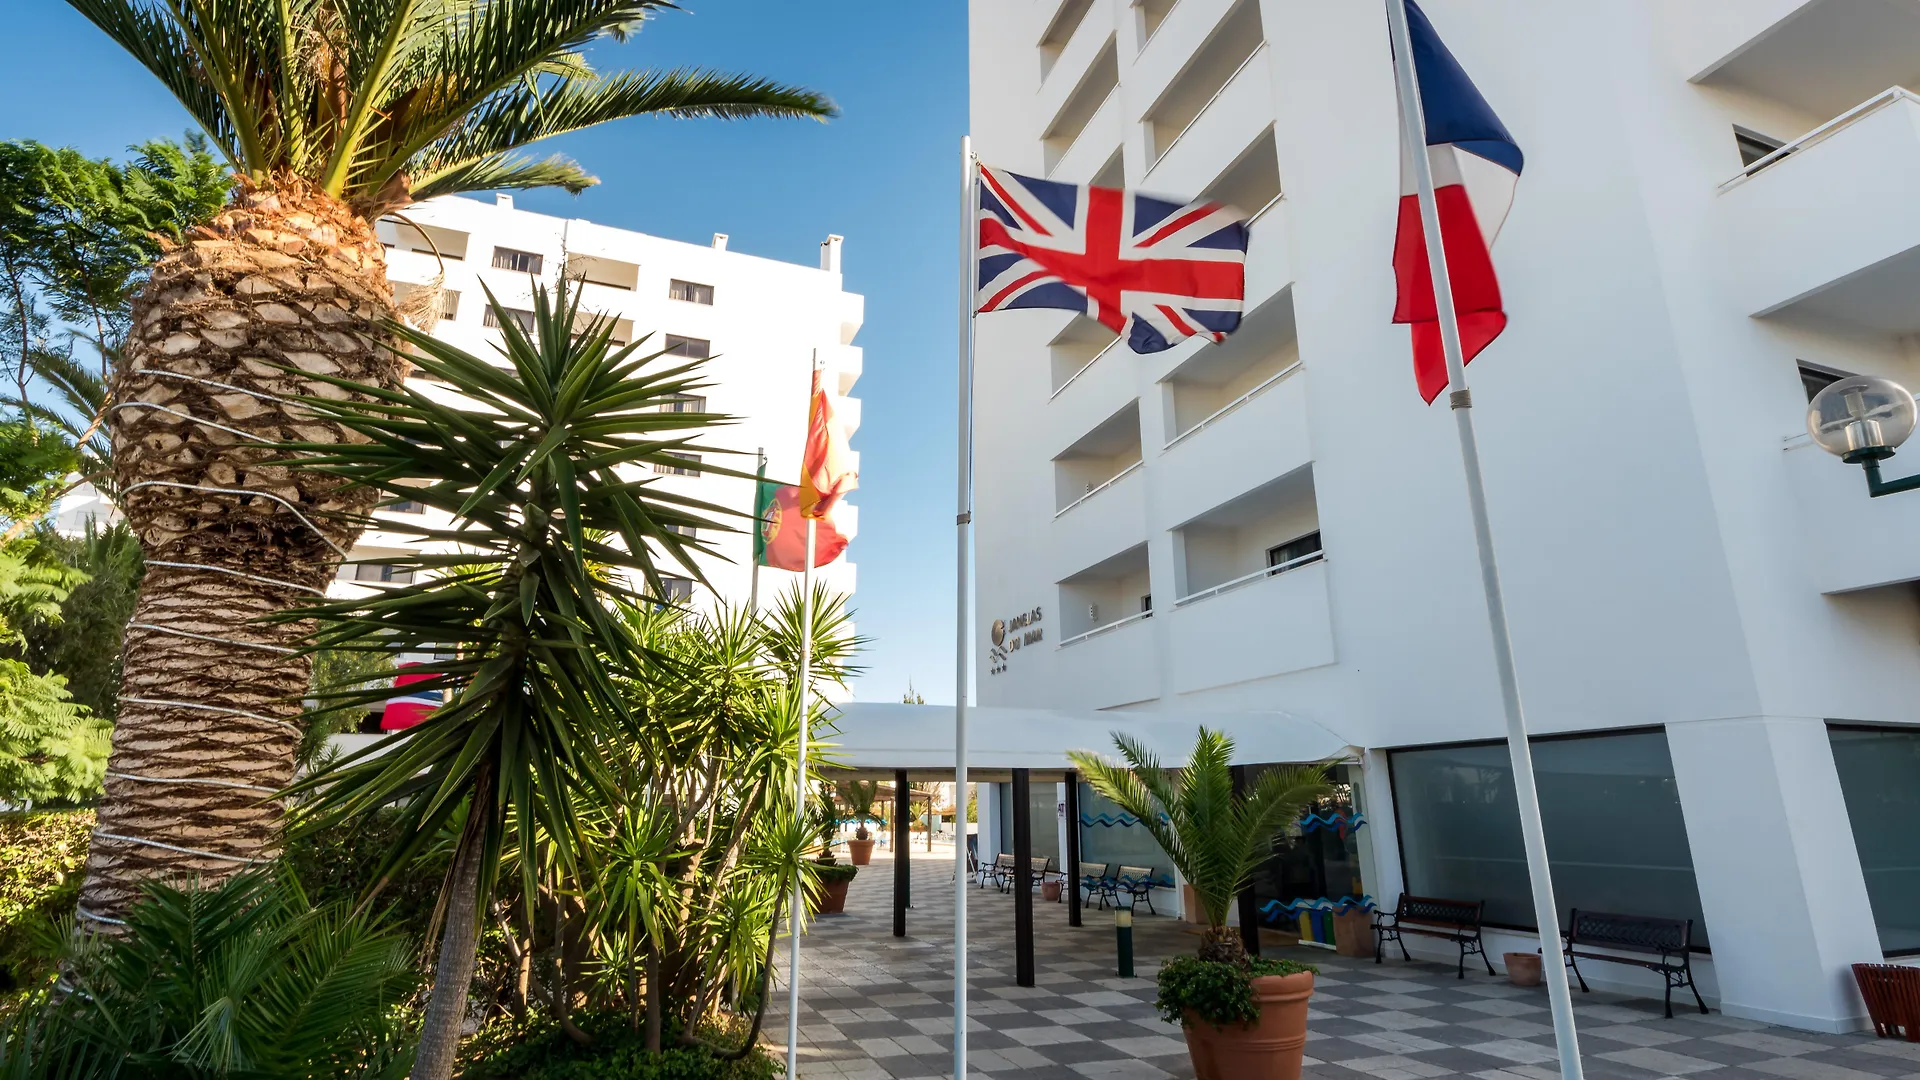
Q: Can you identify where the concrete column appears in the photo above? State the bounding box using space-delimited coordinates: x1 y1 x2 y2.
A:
1358 748 1405 909
977 781 1001 865
1667 717 1879 1032
1065 772 1083 928
893 770 910 939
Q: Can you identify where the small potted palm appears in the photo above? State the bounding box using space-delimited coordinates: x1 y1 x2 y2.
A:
840 779 880 865
1070 728 1331 1080
810 783 857 915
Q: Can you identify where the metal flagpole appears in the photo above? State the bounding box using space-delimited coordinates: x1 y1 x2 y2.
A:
786 356 822 1078
749 446 766 612
1383 3 1584 1079
953 134 978 1080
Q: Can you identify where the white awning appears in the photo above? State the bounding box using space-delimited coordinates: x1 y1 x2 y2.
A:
819 702 1357 776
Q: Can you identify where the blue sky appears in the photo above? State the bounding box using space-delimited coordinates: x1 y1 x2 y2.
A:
7 1 970 704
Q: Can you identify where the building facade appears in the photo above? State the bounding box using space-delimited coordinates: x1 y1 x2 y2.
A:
354 193 865 611
968 0 1920 1032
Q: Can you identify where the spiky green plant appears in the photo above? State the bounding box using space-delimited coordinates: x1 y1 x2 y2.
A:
1068 727 1332 964
283 276 745 1078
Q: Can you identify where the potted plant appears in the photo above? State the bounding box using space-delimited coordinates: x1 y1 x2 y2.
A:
840 779 880 865
1070 728 1332 1080
809 783 857 914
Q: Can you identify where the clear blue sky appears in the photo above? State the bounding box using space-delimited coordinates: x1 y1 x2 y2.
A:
6 1 969 704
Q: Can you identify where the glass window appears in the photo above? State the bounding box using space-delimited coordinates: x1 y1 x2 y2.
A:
1799 363 1846 404
1390 730 1710 945
669 279 714 305
1828 726 1920 955
654 452 701 477
658 576 695 604
353 563 414 584
1267 531 1323 571
482 306 535 332
491 246 543 274
665 335 711 359
659 395 707 414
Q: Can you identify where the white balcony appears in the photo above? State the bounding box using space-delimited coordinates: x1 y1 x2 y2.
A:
1039 0 1111 92
1054 609 1160 709
1051 462 1147 582
1157 369 1310 530
1143 45 1273 190
1686 0 1920 117
1050 86 1123 183
1720 89 1920 333
1168 557 1334 693
1129 0 1245 119
1783 438 1920 593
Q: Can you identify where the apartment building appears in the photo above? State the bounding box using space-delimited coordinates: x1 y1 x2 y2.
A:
352 194 864 610
968 0 1920 1032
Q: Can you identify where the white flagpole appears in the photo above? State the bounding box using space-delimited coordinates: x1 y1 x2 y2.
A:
787 357 822 1079
953 134 978 1080
1383 4 1584 1079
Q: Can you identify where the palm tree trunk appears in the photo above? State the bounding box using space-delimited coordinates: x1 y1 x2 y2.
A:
77 175 402 925
414 772 493 1080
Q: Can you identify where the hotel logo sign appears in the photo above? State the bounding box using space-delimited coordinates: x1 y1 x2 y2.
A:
988 606 1043 676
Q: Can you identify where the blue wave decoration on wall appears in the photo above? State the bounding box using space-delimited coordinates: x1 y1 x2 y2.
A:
1079 811 1170 827
1259 895 1377 917
1297 811 1366 833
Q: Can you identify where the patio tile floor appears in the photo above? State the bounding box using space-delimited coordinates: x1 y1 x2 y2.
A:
765 851 1908 1080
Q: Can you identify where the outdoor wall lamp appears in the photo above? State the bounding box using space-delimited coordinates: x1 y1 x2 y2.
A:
1808 375 1920 497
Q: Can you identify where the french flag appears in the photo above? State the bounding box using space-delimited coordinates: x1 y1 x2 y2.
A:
1393 0 1523 404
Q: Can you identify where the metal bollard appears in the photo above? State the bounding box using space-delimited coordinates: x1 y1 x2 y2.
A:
1115 907 1134 978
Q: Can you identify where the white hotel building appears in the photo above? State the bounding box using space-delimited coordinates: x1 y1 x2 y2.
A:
965 0 1920 1033
353 194 865 610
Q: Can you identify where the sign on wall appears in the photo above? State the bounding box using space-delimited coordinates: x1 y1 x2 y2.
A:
987 605 1044 676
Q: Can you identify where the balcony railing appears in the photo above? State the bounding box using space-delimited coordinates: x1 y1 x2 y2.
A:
1054 459 1142 518
1163 359 1301 451
1149 43 1267 168
1721 86 1919 191
1057 608 1153 648
1174 549 1322 608
1050 334 1127 401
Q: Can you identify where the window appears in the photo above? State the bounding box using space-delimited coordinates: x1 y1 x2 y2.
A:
664 522 696 539
665 335 710 359
483 306 536 332
491 247 543 274
382 499 425 514
669 279 714 305
1389 730 1710 944
1267 531 1323 571
1799 363 1846 403
658 575 695 604
1139 594 1153 615
352 562 415 584
654 452 701 476
1829 726 1920 955
658 394 707 414
1735 127 1787 169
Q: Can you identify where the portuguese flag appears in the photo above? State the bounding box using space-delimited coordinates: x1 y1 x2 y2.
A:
755 474 848 572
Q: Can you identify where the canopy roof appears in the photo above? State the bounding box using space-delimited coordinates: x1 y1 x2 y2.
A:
818 703 1357 781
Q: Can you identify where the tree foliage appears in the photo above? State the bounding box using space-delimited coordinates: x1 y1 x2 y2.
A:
60 0 835 216
1069 728 1332 963
17 523 142 722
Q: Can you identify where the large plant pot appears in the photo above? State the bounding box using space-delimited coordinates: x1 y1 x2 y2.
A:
1042 881 1063 902
815 879 851 915
1505 952 1543 988
847 838 875 865
1183 970 1314 1080
1332 910 1374 958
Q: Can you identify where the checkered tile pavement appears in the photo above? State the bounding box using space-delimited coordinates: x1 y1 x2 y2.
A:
767 851 1914 1080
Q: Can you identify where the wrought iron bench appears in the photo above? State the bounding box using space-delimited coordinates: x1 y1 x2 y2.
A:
1564 909 1705 1019
986 852 1015 892
1375 894 1491 979
1078 861 1115 908
1114 865 1166 915
1029 856 1067 900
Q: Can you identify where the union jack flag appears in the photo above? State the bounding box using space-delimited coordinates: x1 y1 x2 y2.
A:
975 165 1250 353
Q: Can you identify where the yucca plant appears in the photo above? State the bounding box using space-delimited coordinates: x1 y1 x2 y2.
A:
61 0 835 926
282 277 744 1077
0 869 418 1080
1068 727 1331 964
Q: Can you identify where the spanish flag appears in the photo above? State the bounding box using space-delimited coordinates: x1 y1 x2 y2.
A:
798 369 857 519
754 477 848 572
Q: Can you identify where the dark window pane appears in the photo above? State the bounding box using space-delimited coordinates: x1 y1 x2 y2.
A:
482 306 535 332
669 279 714 304
1267 531 1324 571
1735 129 1787 169
654 452 701 477
491 247 543 274
665 335 711 359
1829 726 1920 954
659 395 707 414
1799 364 1845 403
1390 731 1709 945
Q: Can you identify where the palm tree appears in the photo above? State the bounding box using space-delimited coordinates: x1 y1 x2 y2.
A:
1068 728 1332 964
286 278 745 1078
59 0 834 925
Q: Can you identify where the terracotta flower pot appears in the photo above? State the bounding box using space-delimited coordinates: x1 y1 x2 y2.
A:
847 838 875 865
1183 970 1314 1080
815 878 851 915
1042 881 1063 902
1505 952 1542 988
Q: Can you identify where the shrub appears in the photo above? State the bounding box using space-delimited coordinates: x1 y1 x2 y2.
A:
462 1013 781 1080
1154 955 1316 1029
0 810 90 996
812 861 858 885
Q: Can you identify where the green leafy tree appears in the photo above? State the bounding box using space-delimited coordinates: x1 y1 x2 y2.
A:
59 0 835 932
287 279 745 1079
19 522 143 721
1069 728 1332 964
